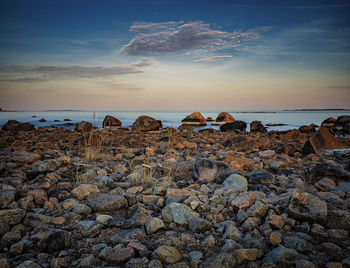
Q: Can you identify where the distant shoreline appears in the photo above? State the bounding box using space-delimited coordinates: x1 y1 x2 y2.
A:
283 109 350 111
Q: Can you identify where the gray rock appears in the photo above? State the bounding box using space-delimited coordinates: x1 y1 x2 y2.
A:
188 217 212 233
110 229 146 244
38 229 72 252
194 158 231 183
31 159 60 172
79 255 96 267
334 182 350 194
162 202 199 225
126 257 149 268
304 162 350 183
0 190 15 207
15 260 41 268
189 251 203 263
221 240 243 252
11 151 40 164
327 209 350 229
223 221 242 239
73 203 91 215
223 174 248 190
246 201 267 218
249 172 275 185
288 191 327 223
282 236 311 253
87 193 128 212
129 206 152 226
264 246 300 264
199 253 237 268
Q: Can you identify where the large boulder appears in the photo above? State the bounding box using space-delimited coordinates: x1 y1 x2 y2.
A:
250 121 267 133
212 112 235 125
1 120 34 131
220 121 247 132
321 117 336 128
181 112 207 126
132 115 162 131
303 162 350 183
333 115 350 136
299 124 317 133
75 121 94 132
102 115 122 128
302 127 346 155
38 230 72 252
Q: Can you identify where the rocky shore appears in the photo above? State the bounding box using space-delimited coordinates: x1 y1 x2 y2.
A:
0 113 350 268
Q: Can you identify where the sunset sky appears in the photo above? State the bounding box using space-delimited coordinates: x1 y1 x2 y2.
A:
0 0 349 111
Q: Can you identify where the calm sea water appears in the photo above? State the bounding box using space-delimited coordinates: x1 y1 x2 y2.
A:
0 110 349 131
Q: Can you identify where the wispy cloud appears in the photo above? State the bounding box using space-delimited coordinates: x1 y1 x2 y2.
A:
120 21 270 56
0 58 156 83
194 55 233 63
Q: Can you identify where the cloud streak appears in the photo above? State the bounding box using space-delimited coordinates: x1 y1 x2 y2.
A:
120 21 269 55
0 58 156 83
194 55 233 63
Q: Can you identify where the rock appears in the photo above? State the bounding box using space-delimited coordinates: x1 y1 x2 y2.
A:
302 128 346 156
132 115 162 131
241 217 261 232
0 190 15 207
304 162 350 183
258 150 275 159
326 210 350 229
299 124 317 133
220 121 247 132
283 236 310 253
193 158 230 183
73 203 91 215
288 191 327 223
27 189 48 206
223 174 248 190
335 182 350 194
126 257 149 268
206 117 214 122
0 258 9 268
250 121 267 133
199 253 236 268
246 201 267 218
39 118 46 122
110 229 146 244
87 193 128 212
129 206 152 226
0 208 26 225
1 120 35 131
264 246 300 264
75 121 94 132
103 115 122 128
230 192 257 210
223 222 242 239
181 112 207 126
212 112 235 125
249 172 275 185
39 230 72 252
145 217 165 234
162 202 199 225
233 249 263 265
321 117 336 128
315 178 336 191
188 217 212 233
15 260 41 268
11 151 41 164
108 247 135 263
178 124 194 132
147 259 163 268
152 246 182 264
270 232 281 246
72 184 99 200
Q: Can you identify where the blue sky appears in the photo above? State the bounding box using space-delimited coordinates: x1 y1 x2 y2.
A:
0 0 349 110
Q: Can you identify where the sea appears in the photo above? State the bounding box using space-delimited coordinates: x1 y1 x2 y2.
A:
0 110 349 132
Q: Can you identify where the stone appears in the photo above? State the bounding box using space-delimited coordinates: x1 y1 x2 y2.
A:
129 206 152 226
0 190 15 207
223 174 248 190
282 236 310 253
230 192 257 210
199 253 236 268
147 259 163 268
80 255 96 267
0 208 26 225
72 184 99 200
315 178 336 191
132 115 162 131
189 251 203 264
295 260 317 268
27 189 47 206
75 121 94 132
194 158 230 183
39 230 72 252
258 150 275 159
73 203 91 215
304 162 350 184
103 115 122 128
87 193 128 212
2 120 35 131
162 202 199 225
249 172 275 185
242 217 261 232
213 112 235 124
188 217 212 233
267 215 284 229
145 217 165 234
223 222 242 239
250 121 267 133
288 191 327 223
108 247 135 263
264 246 300 264
246 201 268 218
11 151 41 164
335 182 350 194
15 260 41 268
233 249 263 265
110 229 146 244
299 124 317 133
220 121 247 132
126 257 149 268
302 128 346 156
181 111 207 126
270 232 281 246
321 117 336 128
152 246 182 264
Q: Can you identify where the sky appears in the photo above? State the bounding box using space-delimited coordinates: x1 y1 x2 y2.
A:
0 0 349 111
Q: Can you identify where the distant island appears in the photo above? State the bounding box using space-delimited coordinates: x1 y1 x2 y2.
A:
284 108 350 111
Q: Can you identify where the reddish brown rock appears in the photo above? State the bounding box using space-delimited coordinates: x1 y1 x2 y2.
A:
108 247 134 263
132 115 162 131
1 120 35 131
302 127 346 156
181 111 207 126
213 112 235 124
321 117 336 128
102 115 122 128
75 121 94 132
178 124 194 131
